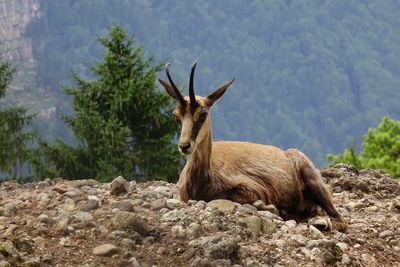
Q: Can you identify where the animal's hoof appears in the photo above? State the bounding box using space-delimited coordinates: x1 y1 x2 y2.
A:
308 216 332 231
331 219 348 233
252 200 279 215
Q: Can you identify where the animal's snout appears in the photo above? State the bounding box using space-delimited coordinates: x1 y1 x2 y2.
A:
179 142 191 153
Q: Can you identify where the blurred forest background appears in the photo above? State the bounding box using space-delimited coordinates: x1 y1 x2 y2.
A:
1 0 400 180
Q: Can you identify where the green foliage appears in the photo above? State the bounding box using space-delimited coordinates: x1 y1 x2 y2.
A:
0 62 36 179
327 116 400 178
362 117 400 177
31 25 180 182
0 62 14 98
326 140 364 169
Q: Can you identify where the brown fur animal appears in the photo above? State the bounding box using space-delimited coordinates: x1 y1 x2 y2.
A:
159 62 347 231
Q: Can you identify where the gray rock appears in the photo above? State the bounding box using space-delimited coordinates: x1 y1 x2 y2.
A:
171 225 186 239
150 198 167 210
166 198 185 209
203 235 239 260
341 253 352 265
0 260 11 267
261 218 277 234
118 256 140 267
191 257 213 267
111 201 135 212
309 225 325 239
275 239 286 248
365 205 378 212
289 234 308 246
310 247 322 261
38 213 54 225
69 179 100 188
142 236 156 246
55 212 71 229
120 238 136 249
307 239 337 250
109 230 131 240
252 200 268 210
79 199 99 212
75 211 93 221
130 199 143 207
33 236 46 249
80 185 98 195
3 203 17 216
36 192 49 202
264 204 280 215
64 188 85 199
63 198 76 211
0 241 19 257
92 244 119 257
110 176 130 195
242 258 263 267
138 190 160 199
162 209 187 222
355 181 369 192
361 253 377 265
346 201 365 211
206 199 236 213
22 259 42 266
186 222 203 240
379 230 394 238
258 210 283 221
245 215 262 240
183 247 196 260
112 211 151 236
237 205 257 215
153 186 173 198
284 219 297 229
336 242 349 251
307 239 343 264
321 250 336 265
195 201 206 210
242 204 258 212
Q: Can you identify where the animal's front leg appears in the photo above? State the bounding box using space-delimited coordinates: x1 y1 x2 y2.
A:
213 175 267 204
229 187 261 204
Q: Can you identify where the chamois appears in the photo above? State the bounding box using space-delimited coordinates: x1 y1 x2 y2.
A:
159 62 347 231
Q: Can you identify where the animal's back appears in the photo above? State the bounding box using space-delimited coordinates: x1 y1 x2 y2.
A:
211 141 293 173
211 141 301 205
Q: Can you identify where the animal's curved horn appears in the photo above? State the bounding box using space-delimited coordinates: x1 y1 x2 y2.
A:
189 61 199 109
165 63 185 105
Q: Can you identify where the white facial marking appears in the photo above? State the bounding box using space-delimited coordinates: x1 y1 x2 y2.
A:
178 113 195 154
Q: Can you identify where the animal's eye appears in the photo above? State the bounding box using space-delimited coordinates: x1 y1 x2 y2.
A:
172 113 181 123
198 110 208 121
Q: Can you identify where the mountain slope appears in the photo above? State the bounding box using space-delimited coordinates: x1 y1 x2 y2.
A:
8 0 400 166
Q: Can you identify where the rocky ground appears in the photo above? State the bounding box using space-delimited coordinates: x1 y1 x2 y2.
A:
1 164 400 267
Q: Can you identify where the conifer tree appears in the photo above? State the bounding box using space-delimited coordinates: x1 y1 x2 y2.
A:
33 25 180 181
0 62 36 179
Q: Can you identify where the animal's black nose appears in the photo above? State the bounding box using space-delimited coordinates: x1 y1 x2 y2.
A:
179 143 191 153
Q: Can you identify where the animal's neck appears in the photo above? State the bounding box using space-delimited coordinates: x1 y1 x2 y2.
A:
181 121 214 201
187 129 212 170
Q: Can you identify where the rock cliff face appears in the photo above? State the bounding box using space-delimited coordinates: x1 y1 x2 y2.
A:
0 0 41 103
0 0 40 62
0 164 400 266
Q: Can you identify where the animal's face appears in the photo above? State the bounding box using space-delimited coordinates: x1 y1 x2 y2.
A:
172 96 210 154
159 62 234 155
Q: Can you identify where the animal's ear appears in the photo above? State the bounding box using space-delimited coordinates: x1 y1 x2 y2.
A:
159 79 180 101
205 79 235 107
